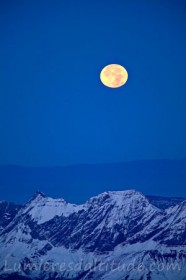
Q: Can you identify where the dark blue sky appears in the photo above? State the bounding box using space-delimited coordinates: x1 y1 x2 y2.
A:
0 0 186 167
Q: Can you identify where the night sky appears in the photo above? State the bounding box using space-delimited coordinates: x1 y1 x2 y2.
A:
0 0 186 168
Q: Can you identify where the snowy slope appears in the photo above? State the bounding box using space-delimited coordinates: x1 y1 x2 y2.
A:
22 191 85 224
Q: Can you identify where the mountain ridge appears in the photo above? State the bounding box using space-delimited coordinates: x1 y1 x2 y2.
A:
0 189 186 279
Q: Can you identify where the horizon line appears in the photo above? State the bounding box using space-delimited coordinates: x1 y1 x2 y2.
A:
0 158 186 169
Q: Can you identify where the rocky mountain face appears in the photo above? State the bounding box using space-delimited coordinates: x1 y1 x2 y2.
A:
0 190 186 280
0 201 22 233
147 195 186 210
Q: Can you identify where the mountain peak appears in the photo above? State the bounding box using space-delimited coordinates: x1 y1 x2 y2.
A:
85 189 152 214
33 190 46 198
23 192 85 225
89 189 145 202
26 190 47 204
108 189 142 196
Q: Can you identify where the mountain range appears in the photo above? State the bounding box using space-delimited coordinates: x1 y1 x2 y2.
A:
0 190 186 280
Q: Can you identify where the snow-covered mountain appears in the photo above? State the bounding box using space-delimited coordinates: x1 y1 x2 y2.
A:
0 190 186 280
22 191 85 225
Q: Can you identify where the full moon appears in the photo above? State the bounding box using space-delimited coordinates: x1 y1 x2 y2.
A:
100 64 128 88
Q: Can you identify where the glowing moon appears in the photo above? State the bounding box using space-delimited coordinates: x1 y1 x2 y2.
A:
100 64 128 88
